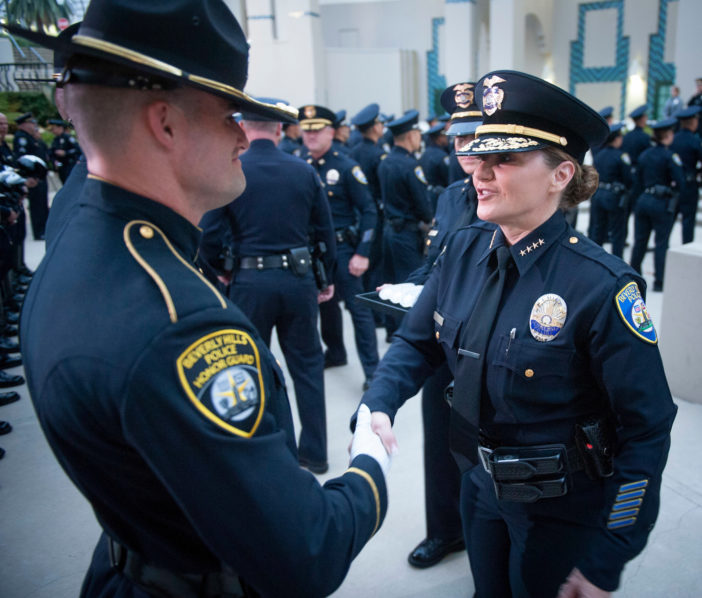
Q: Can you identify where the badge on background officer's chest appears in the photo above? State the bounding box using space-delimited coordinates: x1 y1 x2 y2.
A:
326 169 340 185
529 294 567 342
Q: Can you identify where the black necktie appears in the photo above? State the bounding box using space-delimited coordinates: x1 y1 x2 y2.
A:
450 244 512 472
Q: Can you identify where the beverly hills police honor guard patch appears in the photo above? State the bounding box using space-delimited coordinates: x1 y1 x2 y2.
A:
615 282 657 344
530 293 567 342
177 329 265 437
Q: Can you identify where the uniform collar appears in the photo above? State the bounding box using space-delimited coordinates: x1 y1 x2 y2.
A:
83 176 202 261
477 210 567 276
249 138 276 151
391 146 411 157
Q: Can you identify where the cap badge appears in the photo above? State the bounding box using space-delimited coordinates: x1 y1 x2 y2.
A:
304 105 316 119
453 83 474 109
529 293 567 342
482 75 506 116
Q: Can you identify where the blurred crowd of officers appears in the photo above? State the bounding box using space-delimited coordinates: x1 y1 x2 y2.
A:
0 109 81 459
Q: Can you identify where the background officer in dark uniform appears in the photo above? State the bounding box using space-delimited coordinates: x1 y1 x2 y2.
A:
11 3 390 596
589 123 633 258
621 105 652 170
630 117 685 292
199 99 337 475
687 77 702 134
300 104 379 389
13 112 49 240
404 81 483 570
670 105 702 244
378 110 431 337
419 122 449 213
48 118 81 183
357 70 676 597
278 120 302 154
333 109 351 154
350 103 387 316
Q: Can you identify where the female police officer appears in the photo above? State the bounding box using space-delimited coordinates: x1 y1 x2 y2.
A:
358 71 676 597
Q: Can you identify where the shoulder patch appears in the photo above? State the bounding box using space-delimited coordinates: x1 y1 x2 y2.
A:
124 220 227 323
615 282 657 344
672 153 682 167
621 153 631 165
177 329 265 437
352 165 368 185
414 165 428 185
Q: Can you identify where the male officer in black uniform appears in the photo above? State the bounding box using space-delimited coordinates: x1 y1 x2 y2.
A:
589 123 633 258
13 112 49 240
48 118 81 183
671 105 702 244
300 104 379 389
630 117 685 291
199 99 337 474
419 121 449 213
621 105 652 170
11 3 390 596
687 77 702 134
378 109 431 337
350 103 386 315
278 120 302 154
333 110 351 154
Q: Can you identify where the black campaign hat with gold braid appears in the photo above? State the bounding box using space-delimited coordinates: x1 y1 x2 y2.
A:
3 0 297 124
298 105 336 131
458 70 608 163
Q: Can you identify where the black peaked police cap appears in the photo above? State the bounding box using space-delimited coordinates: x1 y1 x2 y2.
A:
3 0 297 124
458 70 608 164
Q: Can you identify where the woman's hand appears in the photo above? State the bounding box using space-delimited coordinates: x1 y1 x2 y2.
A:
557 568 610 598
370 411 399 456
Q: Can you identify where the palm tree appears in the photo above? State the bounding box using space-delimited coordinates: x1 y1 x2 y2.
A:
6 0 72 33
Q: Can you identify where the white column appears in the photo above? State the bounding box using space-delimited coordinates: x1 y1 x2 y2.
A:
488 0 518 72
244 0 327 106
444 0 478 84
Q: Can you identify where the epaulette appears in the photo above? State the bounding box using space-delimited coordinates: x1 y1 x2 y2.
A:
560 229 638 281
123 219 228 323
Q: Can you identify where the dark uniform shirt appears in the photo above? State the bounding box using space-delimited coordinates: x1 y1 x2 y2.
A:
419 141 449 189
378 146 432 225
361 210 675 591
636 143 685 194
199 138 336 275
670 128 702 180
447 148 464 184
50 131 82 182
620 126 651 167
306 148 377 257
349 137 386 207
407 177 477 285
13 128 49 163
593 146 633 188
278 134 301 155
0 140 14 166
44 154 88 247
21 177 387 598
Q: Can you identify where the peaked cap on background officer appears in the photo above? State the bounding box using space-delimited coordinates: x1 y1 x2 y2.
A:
440 81 482 136
386 110 420 136
628 104 648 120
458 70 608 164
3 0 297 123
297 105 337 131
649 117 677 131
675 105 701 120
351 103 380 129
334 110 348 129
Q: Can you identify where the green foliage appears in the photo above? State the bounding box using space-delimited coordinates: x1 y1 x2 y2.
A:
6 0 72 33
0 91 58 127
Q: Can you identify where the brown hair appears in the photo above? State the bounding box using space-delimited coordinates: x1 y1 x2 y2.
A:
541 146 599 209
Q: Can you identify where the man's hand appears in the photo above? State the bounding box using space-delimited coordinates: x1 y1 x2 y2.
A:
350 405 393 476
318 283 334 303
557 568 610 598
348 254 369 277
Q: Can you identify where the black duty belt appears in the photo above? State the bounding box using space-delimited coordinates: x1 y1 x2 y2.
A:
478 442 583 503
598 182 626 193
108 537 247 598
644 185 672 199
239 254 290 270
335 230 348 244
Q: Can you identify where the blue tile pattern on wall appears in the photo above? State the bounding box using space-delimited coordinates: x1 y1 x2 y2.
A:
570 1 629 120
427 17 447 116
647 0 678 117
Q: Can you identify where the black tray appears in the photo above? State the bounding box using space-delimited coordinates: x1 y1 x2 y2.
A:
356 291 410 315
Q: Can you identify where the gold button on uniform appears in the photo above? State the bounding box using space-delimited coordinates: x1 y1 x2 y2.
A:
525 368 534 378
140 225 154 239
435 331 440 340
569 236 578 244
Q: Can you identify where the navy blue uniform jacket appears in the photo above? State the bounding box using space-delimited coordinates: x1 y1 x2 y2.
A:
361 211 675 590
21 177 387 598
